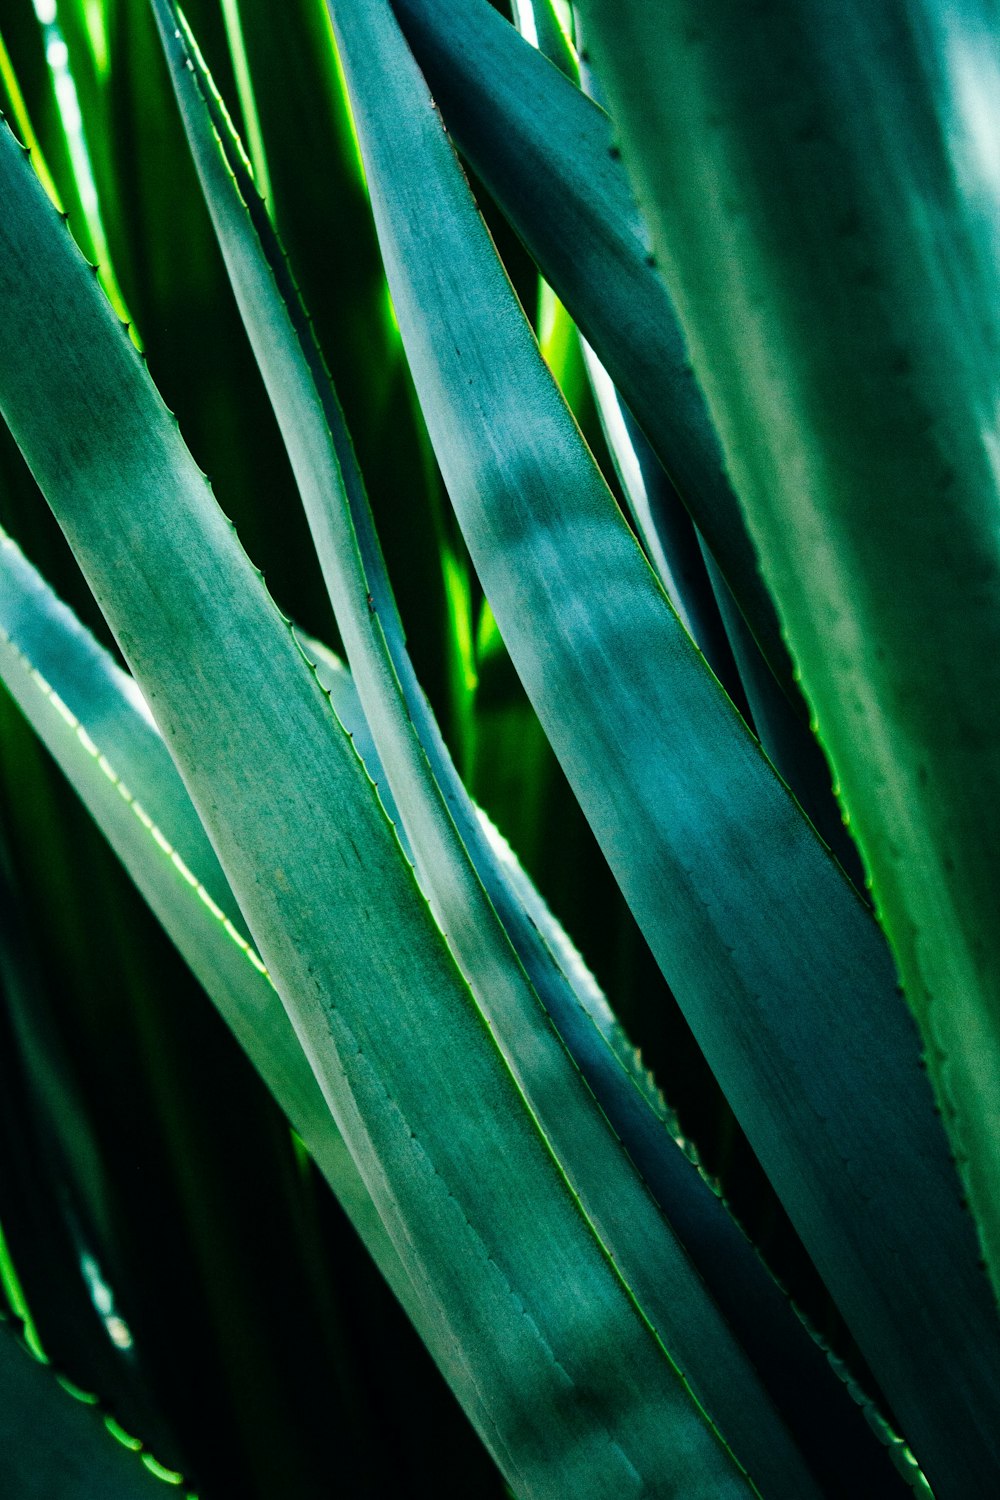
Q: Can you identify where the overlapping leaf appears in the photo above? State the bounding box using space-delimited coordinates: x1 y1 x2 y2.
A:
0 105 760 1499
327 0 1000 1488
573 3 1000 1372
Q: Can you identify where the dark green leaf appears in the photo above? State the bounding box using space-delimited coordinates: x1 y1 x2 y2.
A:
329 0 1000 1486
575 3 1000 1473
0 1312 179 1498
0 108 755 1499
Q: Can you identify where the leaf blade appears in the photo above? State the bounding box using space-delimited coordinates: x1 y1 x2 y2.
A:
390 0 788 690
1 523 919 1496
0 109 753 1500
0 1312 180 1499
328 0 1000 1485
575 0 1000 1319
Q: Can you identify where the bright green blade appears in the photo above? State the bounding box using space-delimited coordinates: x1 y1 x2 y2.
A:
574 0 1000 1329
0 1312 181 1498
0 20 62 211
88 0 333 648
0 112 757 1500
390 0 789 695
0 3 120 312
512 0 576 78
328 0 1000 1489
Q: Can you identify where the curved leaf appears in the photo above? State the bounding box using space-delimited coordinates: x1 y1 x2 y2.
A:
0 109 754 1500
575 0 1000 1371
1 524 920 1496
328 0 1000 1487
390 0 789 694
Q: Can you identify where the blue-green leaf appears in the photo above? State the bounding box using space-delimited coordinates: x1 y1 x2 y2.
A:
390 0 788 692
574 0 1000 1360
329 0 1000 1485
1 524 918 1496
0 105 754 1499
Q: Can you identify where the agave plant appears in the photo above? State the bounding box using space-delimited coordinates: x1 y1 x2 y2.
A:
0 0 998 1495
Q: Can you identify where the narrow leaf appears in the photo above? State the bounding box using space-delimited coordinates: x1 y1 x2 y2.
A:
328 0 1000 1486
390 0 789 693
0 110 753 1499
575 0 1000 1372
0 525 917 1496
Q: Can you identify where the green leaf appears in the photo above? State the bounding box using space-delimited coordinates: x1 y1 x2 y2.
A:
0 109 755 1499
0 1311 180 1498
0 4 121 312
1 521 920 1495
150 15 935 1489
390 0 788 694
575 0 1000 1387
394 0 871 883
219 0 468 754
0 524 406 1304
0 530 405 1496
328 0 1000 1487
